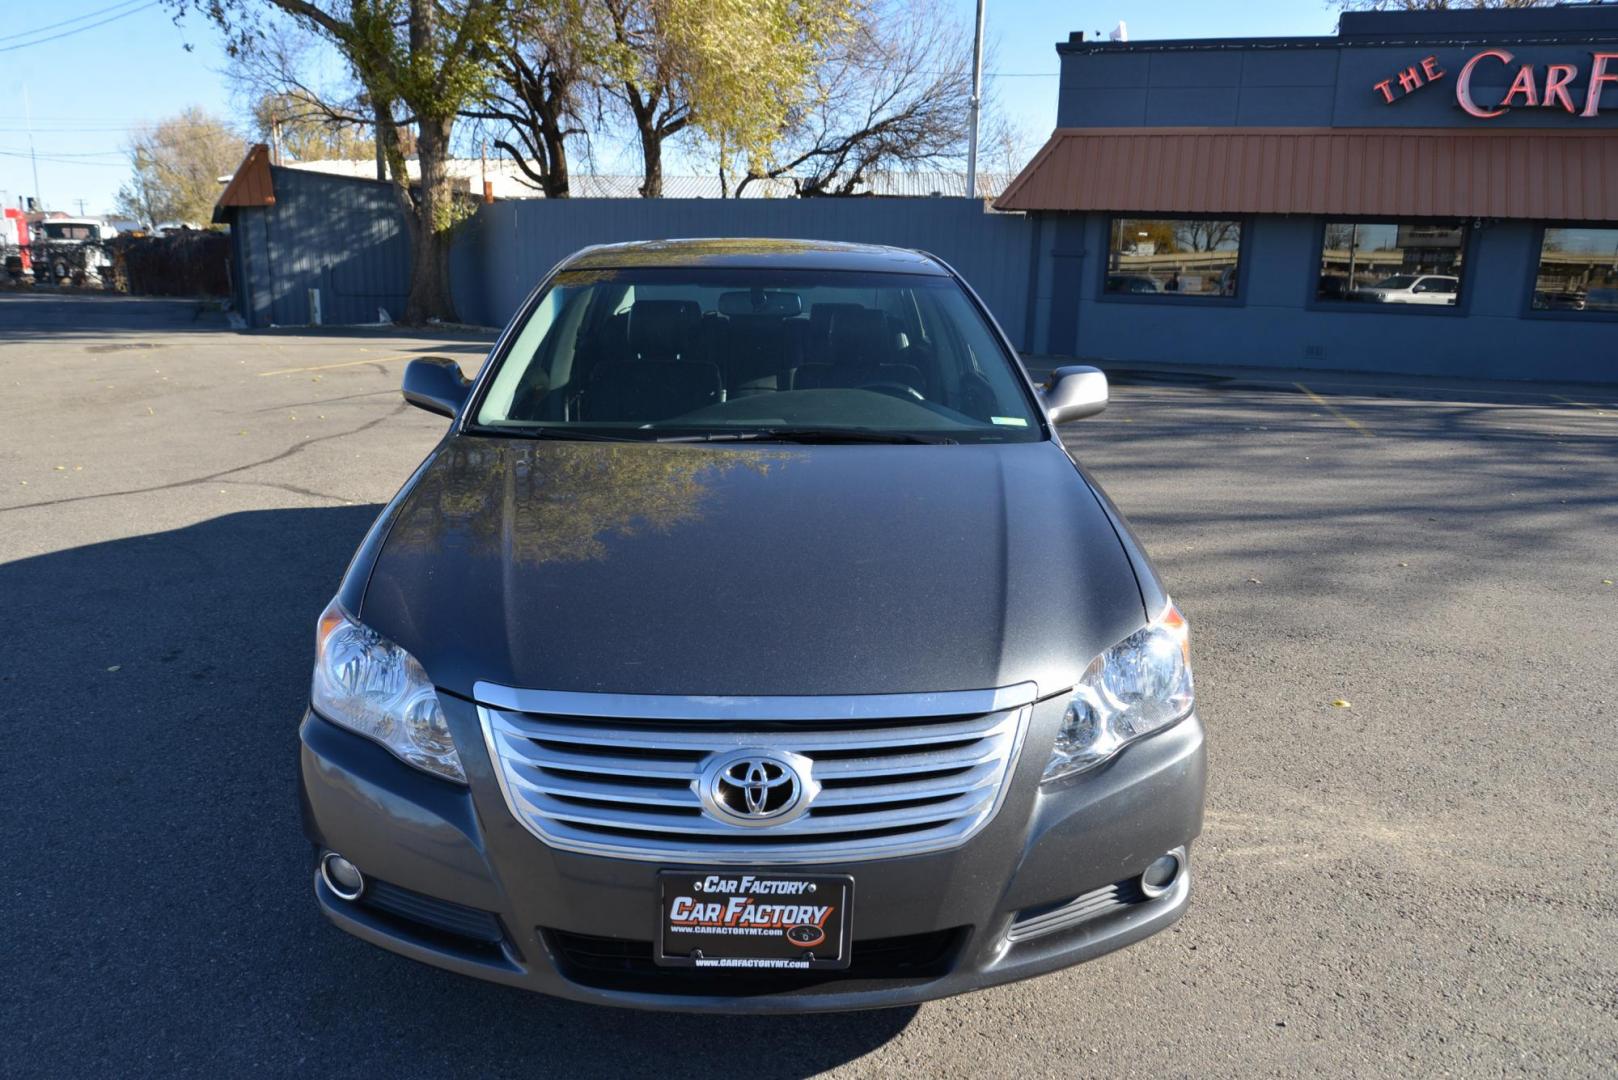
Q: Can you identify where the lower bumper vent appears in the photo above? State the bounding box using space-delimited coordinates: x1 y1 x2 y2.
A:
348 878 507 955
543 927 965 995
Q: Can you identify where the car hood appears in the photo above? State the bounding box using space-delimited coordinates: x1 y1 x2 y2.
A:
360 436 1148 699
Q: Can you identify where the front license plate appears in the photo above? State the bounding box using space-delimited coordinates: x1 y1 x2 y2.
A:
656 871 853 971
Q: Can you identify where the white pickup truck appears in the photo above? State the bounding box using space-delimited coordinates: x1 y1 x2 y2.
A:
34 217 117 287
1354 273 1459 306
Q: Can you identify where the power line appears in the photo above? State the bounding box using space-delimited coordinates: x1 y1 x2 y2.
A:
0 0 150 44
0 145 128 158
0 124 229 134
0 148 129 167
0 2 159 54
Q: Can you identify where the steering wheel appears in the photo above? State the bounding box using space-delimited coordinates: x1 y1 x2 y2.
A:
859 381 925 403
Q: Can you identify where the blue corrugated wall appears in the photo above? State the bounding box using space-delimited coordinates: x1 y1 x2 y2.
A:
232 170 1038 346
451 197 1037 347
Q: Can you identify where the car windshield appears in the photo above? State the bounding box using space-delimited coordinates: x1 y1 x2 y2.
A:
471 268 1043 443
1374 275 1418 289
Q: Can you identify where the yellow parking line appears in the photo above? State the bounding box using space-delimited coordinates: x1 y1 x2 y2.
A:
1552 394 1614 416
256 353 403 377
1295 382 1374 437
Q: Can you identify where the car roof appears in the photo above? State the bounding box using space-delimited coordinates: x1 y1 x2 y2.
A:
559 238 950 275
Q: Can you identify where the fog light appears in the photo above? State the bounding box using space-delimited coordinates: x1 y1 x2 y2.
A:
1140 852 1181 898
320 852 365 901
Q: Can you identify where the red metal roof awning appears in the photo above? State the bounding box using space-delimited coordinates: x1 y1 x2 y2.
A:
994 127 1618 221
213 144 276 222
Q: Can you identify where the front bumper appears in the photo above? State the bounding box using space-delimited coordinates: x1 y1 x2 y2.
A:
299 693 1206 1013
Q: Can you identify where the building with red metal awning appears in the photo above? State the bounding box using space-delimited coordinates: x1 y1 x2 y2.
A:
997 4 1618 382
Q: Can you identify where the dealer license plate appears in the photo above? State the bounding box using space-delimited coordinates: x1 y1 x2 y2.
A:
656 871 853 971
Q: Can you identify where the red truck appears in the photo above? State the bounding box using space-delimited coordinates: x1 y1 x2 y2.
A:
2 208 32 282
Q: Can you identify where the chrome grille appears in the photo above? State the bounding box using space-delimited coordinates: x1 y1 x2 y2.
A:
475 682 1036 863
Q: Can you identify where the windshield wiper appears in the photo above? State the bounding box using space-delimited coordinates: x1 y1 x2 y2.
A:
464 424 642 442
655 428 957 445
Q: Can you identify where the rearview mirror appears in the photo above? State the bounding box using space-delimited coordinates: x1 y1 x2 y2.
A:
1040 365 1108 424
716 290 803 317
402 356 472 418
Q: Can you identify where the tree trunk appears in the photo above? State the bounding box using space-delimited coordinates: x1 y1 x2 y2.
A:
637 121 663 198
542 117 570 198
404 115 459 325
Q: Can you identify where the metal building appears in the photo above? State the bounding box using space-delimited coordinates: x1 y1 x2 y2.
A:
998 4 1618 382
215 146 412 328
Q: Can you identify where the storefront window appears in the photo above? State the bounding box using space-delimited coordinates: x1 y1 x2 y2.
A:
1105 218 1242 298
1316 222 1467 306
1532 227 1618 314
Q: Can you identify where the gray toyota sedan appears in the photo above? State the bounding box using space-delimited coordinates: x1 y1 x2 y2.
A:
300 238 1206 1012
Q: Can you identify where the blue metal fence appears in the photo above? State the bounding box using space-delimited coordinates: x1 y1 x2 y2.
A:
230 168 1039 345
451 197 1037 346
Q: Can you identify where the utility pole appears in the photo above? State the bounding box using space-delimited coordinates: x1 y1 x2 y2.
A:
964 0 986 199
75 199 87 216
25 84 44 211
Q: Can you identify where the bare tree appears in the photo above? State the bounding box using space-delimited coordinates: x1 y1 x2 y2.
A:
229 24 419 172
975 110 1038 184
734 0 973 197
594 0 691 197
1175 220 1241 253
229 21 369 129
253 92 380 161
463 1 592 197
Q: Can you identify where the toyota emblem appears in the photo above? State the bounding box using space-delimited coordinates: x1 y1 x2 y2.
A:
697 749 819 828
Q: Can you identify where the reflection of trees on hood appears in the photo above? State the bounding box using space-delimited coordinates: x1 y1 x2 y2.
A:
388 440 795 566
568 238 830 270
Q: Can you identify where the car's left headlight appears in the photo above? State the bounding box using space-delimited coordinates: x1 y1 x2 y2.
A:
311 599 465 783
1043 601 1194 782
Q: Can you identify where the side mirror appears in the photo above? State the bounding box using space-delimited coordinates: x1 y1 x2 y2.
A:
1040 365 1108 424
402 356 472 418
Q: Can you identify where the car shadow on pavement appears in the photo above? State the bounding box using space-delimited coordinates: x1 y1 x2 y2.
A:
1 506 915 1078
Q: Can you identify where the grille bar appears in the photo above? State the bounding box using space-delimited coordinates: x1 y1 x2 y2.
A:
477 683 1036 864
493 709 1014 753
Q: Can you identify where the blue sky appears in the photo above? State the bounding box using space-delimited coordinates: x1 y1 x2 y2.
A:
0 1 1344 216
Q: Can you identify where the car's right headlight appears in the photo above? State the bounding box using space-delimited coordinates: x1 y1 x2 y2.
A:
310 599 465 783
1043 601 1195 782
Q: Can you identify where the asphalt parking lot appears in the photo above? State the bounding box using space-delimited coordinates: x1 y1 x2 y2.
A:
3 292 1615 1077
